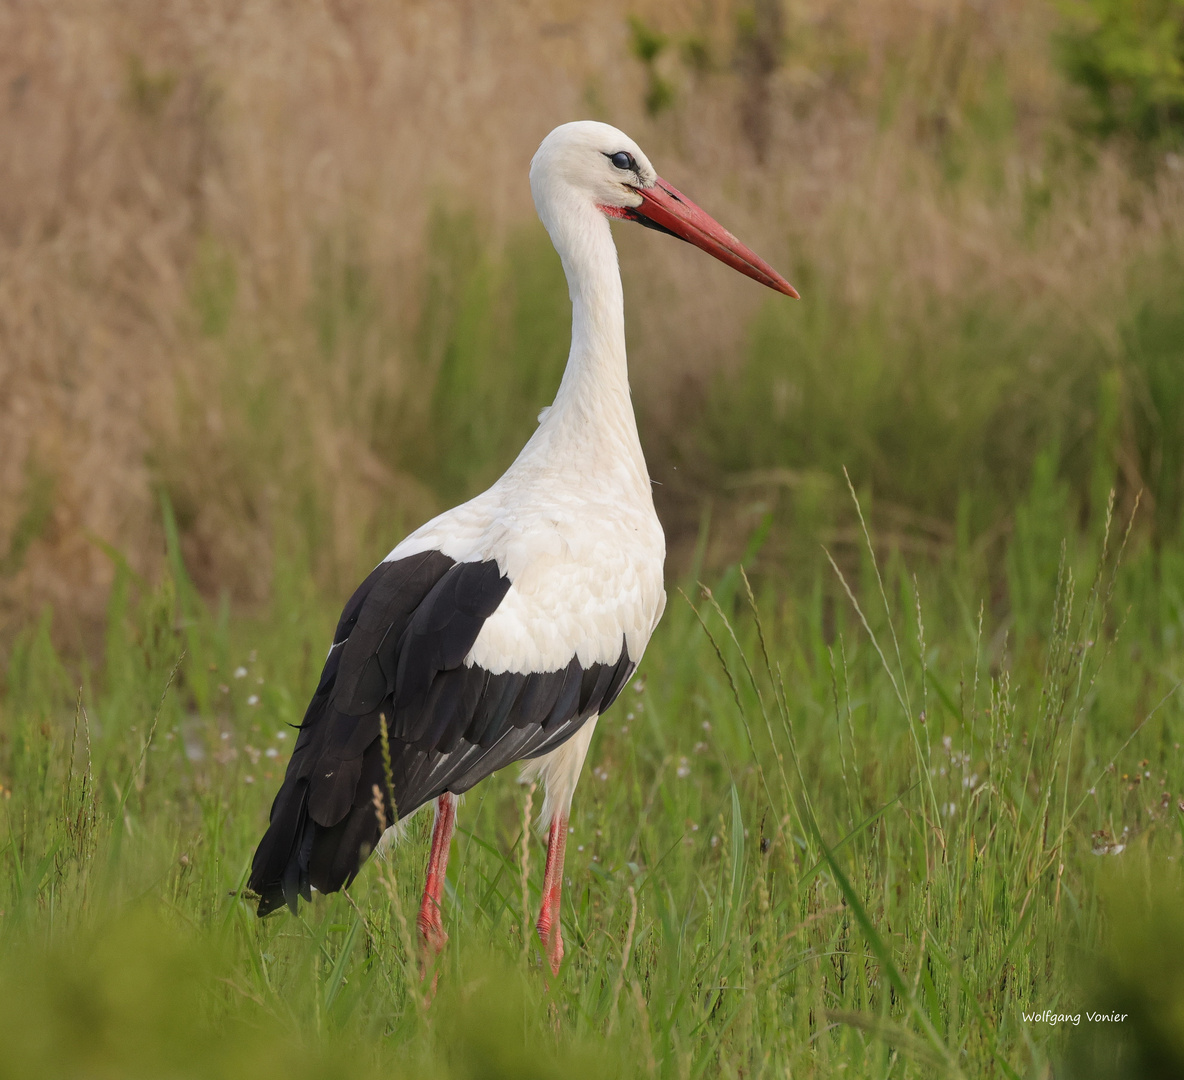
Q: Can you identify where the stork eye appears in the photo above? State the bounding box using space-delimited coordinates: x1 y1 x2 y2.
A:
609 151 637 172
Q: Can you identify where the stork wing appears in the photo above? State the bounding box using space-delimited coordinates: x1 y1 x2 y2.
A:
248 550 633 915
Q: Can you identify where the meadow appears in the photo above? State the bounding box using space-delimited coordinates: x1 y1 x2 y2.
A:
3 490 1183 1078
3 0 1184 1076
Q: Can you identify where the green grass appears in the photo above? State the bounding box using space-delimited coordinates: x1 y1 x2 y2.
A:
3 484 1184 1079
691 244 1184 553
1056 0 1184 149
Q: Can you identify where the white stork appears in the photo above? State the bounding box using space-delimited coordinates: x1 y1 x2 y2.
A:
249 121 797 975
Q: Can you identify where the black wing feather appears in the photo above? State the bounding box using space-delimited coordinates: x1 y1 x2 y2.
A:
248 549 635 916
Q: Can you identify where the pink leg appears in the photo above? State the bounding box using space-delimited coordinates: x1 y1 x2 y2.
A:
417 795 456 963
536 813 569 976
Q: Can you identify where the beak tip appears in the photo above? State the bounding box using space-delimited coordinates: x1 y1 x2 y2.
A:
640 175 802 300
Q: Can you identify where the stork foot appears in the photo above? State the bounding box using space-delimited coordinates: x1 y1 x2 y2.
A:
536 813 569 977
417 910 449 958
417 913 448 993
536 913 564 976
415 794 457 990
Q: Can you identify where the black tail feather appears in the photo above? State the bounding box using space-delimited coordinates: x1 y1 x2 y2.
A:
250 776 310 916
250 734 389 915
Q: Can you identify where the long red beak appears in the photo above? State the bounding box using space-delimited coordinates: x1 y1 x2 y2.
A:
611 176 799 298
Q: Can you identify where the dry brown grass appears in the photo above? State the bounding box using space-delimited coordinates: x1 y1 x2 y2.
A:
1 0 1181 651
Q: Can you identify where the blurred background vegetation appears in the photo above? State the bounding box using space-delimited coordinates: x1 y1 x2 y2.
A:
0 0 1181 650
4 1 1184 1076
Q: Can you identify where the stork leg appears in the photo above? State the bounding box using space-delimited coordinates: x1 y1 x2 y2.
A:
535 813 569 976
417 794 457 968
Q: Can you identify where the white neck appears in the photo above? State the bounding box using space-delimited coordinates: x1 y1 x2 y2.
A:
508 200 650 494
550 206 631 414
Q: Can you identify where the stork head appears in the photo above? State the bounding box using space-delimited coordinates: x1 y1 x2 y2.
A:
530 120 798 298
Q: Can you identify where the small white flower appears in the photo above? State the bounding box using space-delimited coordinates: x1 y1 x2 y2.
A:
234 667 248 679
276 731 288 740
247 695 260 706
244 774 255 784
265 747 279 759
676 757 691 778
